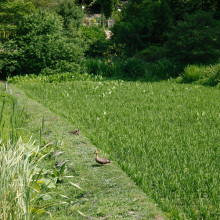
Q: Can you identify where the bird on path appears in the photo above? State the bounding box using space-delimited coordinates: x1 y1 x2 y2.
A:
70 129 80 135
94 150 111 165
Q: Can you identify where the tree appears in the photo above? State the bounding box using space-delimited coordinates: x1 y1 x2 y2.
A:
97 0 119 18
0 0 35 41
31 0 59 9
166 0 220 21
166 10 220 64
56 0 84 34
0 10 85 77
112 0 172 55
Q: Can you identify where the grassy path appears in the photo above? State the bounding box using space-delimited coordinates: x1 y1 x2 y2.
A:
9 84 165 219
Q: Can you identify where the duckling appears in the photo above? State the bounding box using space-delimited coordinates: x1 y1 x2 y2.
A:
94 150 111 165
70 129 80 135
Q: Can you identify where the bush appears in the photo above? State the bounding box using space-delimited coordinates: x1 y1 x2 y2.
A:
80 25 106 43
120 57 147 79
147 59 184 79
166 11 220 64
182 63 220 86
135 45 167 62
85 57 182 80
84 58 121 77
56 0 84 34
0 10 85 78
80 26 108 57
112 0 173 56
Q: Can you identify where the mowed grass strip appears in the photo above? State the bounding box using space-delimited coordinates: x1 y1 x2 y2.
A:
16 80 220 219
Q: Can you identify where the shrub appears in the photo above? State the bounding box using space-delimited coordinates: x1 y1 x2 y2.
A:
135 45 167 62
85 57 182 80
166 11 220 64
80 25 106 43
80 26 108 57
84 58 121 77
145 59 183 79
112 0 173 56
182 63 220 86
56 0 84 34
0 10 85 78
120 57 147 79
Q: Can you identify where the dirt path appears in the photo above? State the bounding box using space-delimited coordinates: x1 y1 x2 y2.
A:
9 83 165 219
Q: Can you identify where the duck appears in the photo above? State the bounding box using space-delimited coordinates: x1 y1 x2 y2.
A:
70 129 80 135
94 150 111 165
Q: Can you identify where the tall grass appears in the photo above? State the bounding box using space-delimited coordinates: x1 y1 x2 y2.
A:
0 138 49 220
0 90 56 219
84 58 183 80
0 95 28 143
180 62 220 86
17 80 220 219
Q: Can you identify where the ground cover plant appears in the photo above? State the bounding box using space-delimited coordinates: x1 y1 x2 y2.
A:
12 77 220 219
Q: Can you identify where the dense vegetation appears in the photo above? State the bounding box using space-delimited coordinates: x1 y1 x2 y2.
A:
10 74 220 219
0 0 219 85
0 0 220 219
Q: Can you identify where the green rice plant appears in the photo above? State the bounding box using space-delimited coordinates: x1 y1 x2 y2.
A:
18 80 220 219
0 138 51 220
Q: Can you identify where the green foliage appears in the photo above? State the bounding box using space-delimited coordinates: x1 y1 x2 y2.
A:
31 0 59 9
7 72 103 83
80 25 106 56
80 24 126 58
181 63 220 86
19 80 220 219
80 25 106 43
0 94 28 143
112 0 220 69
0 10 84 77
56 0 84 34
0 0 35 41
79 26 124 58
85 57 182 80
97 0 119 18
135 45 167 62
112 0 173 55
167 0 220 21
166 10 220 64
144 58 183 79
85 58 121 77
0 138 55 220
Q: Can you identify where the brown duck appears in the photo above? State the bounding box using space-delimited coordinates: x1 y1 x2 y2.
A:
70 129 80 135
94 150 111 165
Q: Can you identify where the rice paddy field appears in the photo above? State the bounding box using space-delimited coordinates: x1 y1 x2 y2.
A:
16 80 220 219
